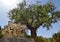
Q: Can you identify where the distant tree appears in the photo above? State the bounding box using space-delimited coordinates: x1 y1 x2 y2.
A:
53 32 60 42
8 0 60 38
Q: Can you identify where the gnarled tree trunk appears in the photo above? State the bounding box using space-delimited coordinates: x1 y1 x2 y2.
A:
26 22 37 38
30 28 37 38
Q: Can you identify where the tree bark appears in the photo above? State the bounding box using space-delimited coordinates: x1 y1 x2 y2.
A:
30 28 37 38
26 22 37 38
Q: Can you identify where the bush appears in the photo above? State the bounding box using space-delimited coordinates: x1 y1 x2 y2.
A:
34 37 45 42
0 30 3 39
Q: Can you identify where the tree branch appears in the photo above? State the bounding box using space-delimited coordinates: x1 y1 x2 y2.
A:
36 22 44 28
26 22 33 30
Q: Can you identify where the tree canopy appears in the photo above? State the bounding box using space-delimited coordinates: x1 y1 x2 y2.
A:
8 0 60 38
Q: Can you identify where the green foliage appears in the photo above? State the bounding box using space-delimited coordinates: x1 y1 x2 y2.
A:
53 32 60 39
8 0 60 37
0 26 3 39
53 32 60 42
34 37 45 42
34 36 56 42
0 30 3 39
8 0 60 29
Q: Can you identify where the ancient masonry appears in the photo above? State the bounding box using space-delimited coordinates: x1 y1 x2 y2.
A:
2 21 27 37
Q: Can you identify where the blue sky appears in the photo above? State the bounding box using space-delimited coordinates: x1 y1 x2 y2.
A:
0 0 60 38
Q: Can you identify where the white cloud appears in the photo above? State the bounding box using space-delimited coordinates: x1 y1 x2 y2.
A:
0 0 23 27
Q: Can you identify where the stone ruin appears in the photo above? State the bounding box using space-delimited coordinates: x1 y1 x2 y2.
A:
2 21 27 37
0 21 34 42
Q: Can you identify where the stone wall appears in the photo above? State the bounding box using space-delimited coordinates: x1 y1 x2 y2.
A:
0 37 34 42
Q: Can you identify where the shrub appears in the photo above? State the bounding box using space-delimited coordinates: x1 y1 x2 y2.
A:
0 30 3 39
